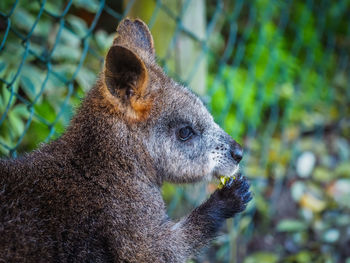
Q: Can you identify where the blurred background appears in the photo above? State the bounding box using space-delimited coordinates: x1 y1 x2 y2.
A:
0 0 349 262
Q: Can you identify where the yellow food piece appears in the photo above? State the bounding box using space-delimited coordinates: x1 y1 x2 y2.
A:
220 176 228 185
218 175 235 188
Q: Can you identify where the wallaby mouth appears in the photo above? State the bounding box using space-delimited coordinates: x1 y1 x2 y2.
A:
213 164 240 180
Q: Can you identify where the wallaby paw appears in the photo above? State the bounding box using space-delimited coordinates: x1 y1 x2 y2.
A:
214 174 252 218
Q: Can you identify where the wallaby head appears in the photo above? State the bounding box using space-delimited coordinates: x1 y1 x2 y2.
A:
93 18 242 184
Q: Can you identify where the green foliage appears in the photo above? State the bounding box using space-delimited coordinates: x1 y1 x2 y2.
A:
277 219 308 232
0 0 114 155
244 252 279 263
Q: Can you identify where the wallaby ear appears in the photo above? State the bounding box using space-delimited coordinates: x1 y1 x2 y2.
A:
113 18 155 61
104 45 151 120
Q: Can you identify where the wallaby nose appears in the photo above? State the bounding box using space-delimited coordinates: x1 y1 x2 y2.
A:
230 143 243 163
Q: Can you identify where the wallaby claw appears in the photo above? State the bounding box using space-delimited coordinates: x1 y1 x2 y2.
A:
214 174 252 217
226 177 235 187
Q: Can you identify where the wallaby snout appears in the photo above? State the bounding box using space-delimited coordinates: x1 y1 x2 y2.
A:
229 140 243 164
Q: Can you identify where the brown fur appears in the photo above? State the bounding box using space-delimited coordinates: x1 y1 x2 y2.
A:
0 18 252 262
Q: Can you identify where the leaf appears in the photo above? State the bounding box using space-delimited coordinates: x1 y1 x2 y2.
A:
326 179 350 208
277 219 307 232
12 8 35 31
291 181 306 202
322 229 340 243
20 75 36 100
8 110 25 137
313 167 331 183
52 64 76 80
0 61 5 73
286 251 313 263
162 182 176 203
299 193 326 212
20 65 44 102
5 104 29 139
67 15 88 38
12 104 30 119
296 151 316 178
72 0 99 12
60 28 81 47
335 162 350 178
76 67 97 91
239 215 253 232
95 30 114 52
0 87 11 112
52 44 81 62
244 252 278 263
33 101 57 123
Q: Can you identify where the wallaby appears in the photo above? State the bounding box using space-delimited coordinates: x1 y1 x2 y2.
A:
0 18 252 262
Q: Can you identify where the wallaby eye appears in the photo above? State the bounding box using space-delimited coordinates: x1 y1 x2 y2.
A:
177 126 194 141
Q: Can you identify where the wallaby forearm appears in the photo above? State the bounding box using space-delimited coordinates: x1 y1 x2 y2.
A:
183 196 226 242
175 176 252 253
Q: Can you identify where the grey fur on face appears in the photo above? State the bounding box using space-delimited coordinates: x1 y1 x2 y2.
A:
143 81 241 184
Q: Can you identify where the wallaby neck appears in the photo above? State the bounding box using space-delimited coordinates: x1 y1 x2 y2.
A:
56 89 161 187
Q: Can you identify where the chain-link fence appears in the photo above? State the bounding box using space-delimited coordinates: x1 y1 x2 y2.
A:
1 0 350 262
